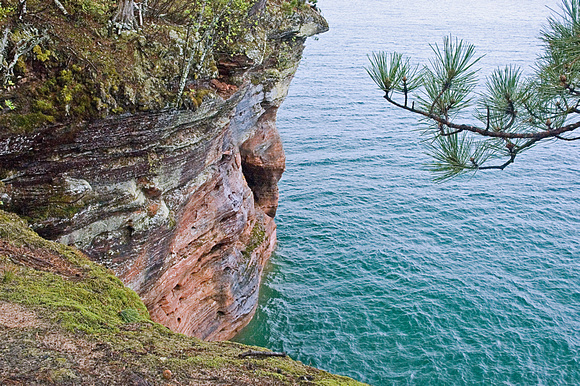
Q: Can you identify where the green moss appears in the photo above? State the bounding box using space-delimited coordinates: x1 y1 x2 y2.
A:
33 99 54 114
0 112 55 133
33 44 52 62
316 379 367 386
0 62 99 133
181 355 236 368
0 209 149 334
1 269 15 283
183 87 214 110
24 203 81 222
14 56 27 74
0 210 34 244
50 368 77 382
255 369 288 381
242 220 266 260
0 264 148 334
119 308 143 323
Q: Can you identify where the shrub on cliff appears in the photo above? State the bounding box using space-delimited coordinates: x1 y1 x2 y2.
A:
0 0 309 132
368 0 580 179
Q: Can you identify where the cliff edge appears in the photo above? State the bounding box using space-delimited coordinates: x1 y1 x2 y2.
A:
0 0 327 340
0 210 367 385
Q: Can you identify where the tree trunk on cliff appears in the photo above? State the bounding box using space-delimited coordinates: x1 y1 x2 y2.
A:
112 0 138 31
248 0 267 16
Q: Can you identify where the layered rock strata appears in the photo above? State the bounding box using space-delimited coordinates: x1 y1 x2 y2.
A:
0 6 327 340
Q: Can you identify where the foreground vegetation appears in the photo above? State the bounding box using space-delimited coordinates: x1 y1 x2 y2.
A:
0 0 319 132
0 209 366 385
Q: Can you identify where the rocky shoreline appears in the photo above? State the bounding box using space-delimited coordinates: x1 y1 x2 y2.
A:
0 209 367 385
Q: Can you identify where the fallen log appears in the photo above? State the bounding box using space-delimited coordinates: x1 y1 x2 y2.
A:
239 350 287 359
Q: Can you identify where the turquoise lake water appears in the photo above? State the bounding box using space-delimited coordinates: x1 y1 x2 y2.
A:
234 0 580 384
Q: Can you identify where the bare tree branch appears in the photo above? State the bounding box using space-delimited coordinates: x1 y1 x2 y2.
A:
239 350 287 359
555 134 580 141
477 138 540 170
53 0 68 15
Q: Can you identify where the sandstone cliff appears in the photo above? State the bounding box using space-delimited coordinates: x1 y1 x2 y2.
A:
0 1 327 340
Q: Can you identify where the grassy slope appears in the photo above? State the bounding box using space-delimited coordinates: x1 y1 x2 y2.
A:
0 210 366 385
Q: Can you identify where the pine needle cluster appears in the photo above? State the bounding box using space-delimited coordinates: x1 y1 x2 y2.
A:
367 0 580 180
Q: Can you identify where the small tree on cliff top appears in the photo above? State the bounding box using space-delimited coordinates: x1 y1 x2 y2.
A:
367 0 580 180
112 0 138 31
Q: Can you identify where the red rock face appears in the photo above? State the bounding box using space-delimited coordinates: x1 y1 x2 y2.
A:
240 107 286 218
0 103 282 341
0 8 328 341
143 150 278 340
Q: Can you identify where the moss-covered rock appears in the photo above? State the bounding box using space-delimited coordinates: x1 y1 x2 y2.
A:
0 209 366 385
0 0 327 134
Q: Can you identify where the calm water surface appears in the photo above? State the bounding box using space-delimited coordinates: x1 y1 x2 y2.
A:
235 1 580 384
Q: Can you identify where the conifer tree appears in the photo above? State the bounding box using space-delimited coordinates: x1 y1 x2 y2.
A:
367 0 580 180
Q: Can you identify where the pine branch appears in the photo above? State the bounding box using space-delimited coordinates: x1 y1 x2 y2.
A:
384 94 580 140
369 1 580 179
555 134 580 140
